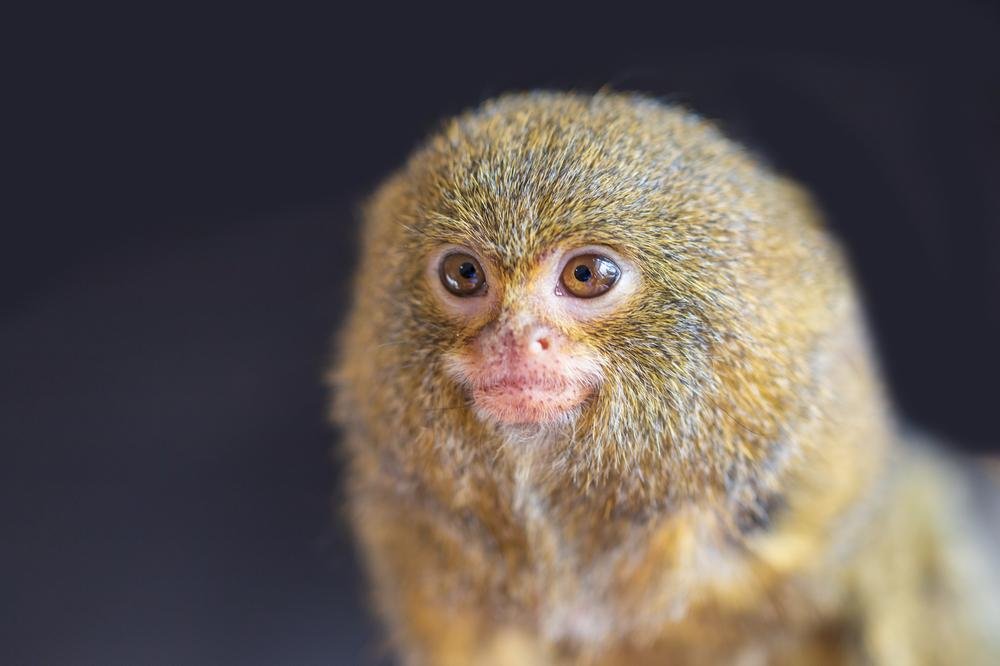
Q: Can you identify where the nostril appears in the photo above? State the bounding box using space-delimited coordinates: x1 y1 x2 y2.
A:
531 336 551 353
504 321 556 355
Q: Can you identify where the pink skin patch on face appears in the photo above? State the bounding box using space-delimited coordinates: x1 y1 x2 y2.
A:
446 320 601 425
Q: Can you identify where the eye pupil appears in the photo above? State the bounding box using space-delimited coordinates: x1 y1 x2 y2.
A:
458 262 477 279
573 265 592 282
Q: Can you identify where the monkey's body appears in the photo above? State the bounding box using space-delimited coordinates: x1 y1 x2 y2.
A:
333 93 1000 664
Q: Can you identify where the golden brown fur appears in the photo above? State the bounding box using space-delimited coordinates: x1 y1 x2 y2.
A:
330 92 1000 664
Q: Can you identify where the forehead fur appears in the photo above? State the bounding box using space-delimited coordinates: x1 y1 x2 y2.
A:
395 91 773 272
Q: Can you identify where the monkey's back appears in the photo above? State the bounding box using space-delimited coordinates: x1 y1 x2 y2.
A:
836 437 1000 665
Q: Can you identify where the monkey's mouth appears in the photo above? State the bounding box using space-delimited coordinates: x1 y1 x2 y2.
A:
469 376 594 425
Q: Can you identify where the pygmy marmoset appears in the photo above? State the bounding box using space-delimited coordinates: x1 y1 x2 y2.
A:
331 92 1000 665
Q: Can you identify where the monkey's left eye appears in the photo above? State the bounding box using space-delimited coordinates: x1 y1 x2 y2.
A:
560 253 621 298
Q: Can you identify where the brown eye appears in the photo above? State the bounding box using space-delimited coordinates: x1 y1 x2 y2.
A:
439 252 486 296
560 253 621 298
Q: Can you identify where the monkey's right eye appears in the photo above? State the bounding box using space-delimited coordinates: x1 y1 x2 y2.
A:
439 252 486 296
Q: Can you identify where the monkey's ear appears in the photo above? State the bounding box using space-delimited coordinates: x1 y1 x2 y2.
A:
355 170 413 243
773 177 828 232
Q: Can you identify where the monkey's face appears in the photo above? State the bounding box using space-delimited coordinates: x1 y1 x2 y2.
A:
426 242 640 425
352 93 844 496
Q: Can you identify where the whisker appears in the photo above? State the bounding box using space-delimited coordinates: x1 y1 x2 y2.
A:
706 397 767 440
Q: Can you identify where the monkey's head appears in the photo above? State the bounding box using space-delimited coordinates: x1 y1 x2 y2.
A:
339 92 880 507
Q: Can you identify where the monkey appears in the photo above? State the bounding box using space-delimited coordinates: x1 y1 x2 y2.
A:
329 91 1000 665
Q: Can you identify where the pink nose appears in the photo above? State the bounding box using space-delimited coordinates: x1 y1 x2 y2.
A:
484 320 558 360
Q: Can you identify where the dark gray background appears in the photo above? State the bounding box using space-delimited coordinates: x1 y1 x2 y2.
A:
5 2 1000 663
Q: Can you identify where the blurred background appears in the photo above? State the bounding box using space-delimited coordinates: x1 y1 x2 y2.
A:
5 2 1000 663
